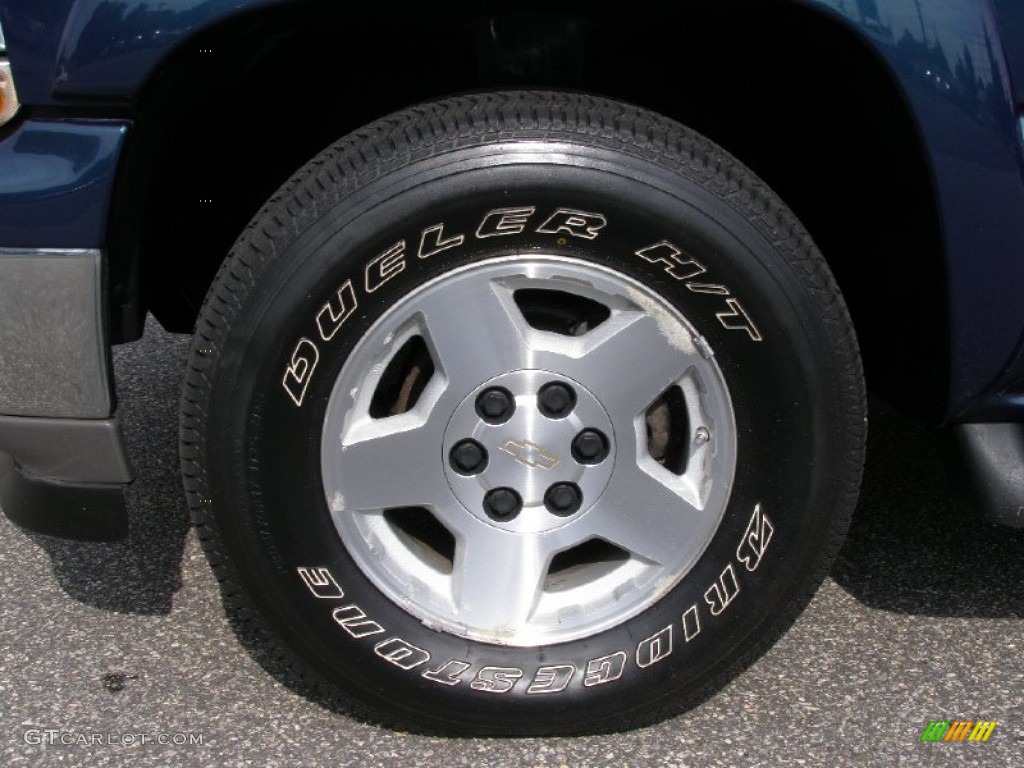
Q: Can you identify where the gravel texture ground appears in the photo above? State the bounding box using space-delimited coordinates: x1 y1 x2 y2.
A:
1 318 1021 767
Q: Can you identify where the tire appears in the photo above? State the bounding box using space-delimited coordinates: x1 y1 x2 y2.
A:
180 91 865 735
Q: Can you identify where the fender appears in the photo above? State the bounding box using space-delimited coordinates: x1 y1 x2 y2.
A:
796 0 1024 419
0 0 285 104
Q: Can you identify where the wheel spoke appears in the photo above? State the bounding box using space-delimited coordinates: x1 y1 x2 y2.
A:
585 460 704 566
416 275 532 393
329 413 450 512
453 526 552 632
524 309 695 420
576 310 695 416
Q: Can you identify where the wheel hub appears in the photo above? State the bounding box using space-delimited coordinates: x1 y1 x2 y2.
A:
443 370 615 534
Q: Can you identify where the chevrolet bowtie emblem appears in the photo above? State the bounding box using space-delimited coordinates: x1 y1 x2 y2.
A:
499 439 561 469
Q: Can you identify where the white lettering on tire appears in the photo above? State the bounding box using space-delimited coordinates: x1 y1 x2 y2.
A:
418 223 465 259
583 651 627 687
634 239 763 341
715 298 763 341
297 566 344 599
282 338 319 407
470 667 524 693
316 280 358 341
421 659 472 686
636 626 673 669
704 563 740 617
736 503 774 572
299 501 780 691
535 208 607 240
682 604 701 642
365 242 407 293
374 637 431 670
475 207 536 238
332 605 386 639
635 240 708 281
686 282 731 296
526 665 575 694
286 212 768 409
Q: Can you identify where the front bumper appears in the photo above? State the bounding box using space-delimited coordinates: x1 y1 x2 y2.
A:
0 247 132 540
0 119 133 539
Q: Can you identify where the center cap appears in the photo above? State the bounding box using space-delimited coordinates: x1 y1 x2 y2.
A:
443 370 615 533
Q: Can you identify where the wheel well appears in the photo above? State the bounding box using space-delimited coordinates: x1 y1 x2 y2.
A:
110 0 947 417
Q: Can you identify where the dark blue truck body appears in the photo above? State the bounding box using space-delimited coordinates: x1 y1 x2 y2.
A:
1 0 1023 535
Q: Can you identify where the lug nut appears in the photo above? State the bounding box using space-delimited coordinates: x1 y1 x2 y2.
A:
572 428 609 465
544 482 583 516
450 439 488 476
483 487 523 521
538 382 576 418
476 387 516 424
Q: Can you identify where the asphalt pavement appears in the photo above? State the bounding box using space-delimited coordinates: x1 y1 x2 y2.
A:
1 318 1022 767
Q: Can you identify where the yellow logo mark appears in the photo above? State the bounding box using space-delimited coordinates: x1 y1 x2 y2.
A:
921 720 997 742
